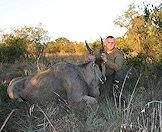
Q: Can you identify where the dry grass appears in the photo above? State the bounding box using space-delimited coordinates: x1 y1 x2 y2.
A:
0 55 162 132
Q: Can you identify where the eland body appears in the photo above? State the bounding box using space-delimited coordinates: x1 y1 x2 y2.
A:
7 39 106 104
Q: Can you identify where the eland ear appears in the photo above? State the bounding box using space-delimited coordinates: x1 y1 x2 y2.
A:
85 41 93 54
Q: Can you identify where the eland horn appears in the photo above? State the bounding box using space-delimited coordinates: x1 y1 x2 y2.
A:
100 37 105 53
85 41 93 54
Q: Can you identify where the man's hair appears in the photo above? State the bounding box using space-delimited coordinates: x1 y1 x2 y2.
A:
106 36 115 39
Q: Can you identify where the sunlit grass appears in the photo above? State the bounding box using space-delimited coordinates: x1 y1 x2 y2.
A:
0 55 162 131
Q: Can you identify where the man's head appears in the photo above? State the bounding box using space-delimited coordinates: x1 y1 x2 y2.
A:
104 36 116 53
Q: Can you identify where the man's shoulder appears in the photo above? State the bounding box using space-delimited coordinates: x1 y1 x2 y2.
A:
114 48 124 56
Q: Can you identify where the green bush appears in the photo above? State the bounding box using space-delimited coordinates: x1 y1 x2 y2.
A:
0 37 26 63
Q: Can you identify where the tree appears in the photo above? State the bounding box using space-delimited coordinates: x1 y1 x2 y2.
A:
91 39 101 50
45 41 60 54
0 34 26 62
55 37 75 53
13 24 49 58
74 41 86 54
114 3 162 73
114 4 138 29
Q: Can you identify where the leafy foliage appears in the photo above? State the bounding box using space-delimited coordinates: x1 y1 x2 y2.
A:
115 3 162 74
0 35 26 62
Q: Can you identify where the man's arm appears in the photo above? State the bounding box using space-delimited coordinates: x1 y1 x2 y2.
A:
106 54 124 71
102 51 124 71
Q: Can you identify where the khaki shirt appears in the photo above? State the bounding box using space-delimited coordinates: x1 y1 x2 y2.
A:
94 48 124 76
104 48 124 75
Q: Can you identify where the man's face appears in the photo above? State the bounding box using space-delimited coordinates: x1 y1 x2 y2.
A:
104 38 115 52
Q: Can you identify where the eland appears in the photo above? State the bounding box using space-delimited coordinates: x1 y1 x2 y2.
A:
7 39 106 104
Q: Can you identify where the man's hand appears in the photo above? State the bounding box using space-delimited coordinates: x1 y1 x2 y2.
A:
87 54 95 62
101 53 107 62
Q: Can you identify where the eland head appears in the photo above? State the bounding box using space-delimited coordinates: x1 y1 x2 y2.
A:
83 38 106 97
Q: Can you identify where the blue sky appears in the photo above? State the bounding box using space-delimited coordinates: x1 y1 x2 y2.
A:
0 0 161 41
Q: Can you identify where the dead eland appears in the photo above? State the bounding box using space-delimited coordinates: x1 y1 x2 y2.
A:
7 39 106 104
